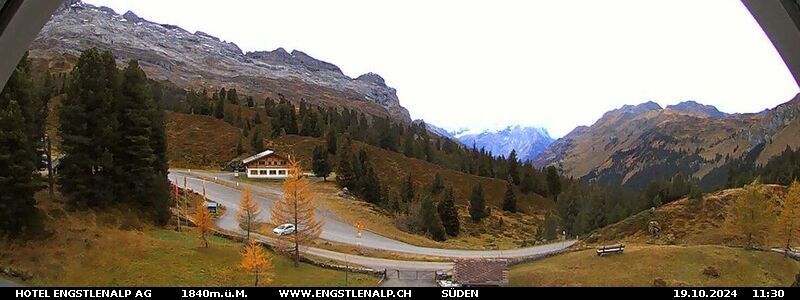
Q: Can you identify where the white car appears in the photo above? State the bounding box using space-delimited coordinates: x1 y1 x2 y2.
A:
273 224 296 236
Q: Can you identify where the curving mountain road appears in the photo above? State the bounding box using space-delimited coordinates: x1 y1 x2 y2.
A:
0 279 19 287
168 169 575 270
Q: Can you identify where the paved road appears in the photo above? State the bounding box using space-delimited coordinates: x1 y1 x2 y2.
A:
0 279 19 287
168 169 575 270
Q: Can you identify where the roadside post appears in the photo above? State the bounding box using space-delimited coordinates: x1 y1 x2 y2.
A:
355 223 364 251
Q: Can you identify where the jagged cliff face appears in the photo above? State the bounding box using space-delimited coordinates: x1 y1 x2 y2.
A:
534 97 800 190
30 0 411 123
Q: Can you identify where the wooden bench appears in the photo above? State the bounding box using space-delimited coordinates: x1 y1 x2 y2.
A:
596 244 625 256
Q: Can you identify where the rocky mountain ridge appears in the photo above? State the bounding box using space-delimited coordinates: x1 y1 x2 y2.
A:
534 96 800 190
666 100 729 119
32 0 411 122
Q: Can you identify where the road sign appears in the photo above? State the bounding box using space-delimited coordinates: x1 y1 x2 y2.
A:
355 223 364 239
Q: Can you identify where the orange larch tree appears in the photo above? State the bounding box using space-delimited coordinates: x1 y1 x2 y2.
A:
726 180 775 249
240 238 273 287
270 158 324 266
193 193 213 248
237 187 261 240
777 181 800 251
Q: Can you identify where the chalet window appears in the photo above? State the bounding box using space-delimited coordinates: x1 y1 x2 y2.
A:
259 170 268 175
269 170 277 175
250 170 257 175
278 170 286 175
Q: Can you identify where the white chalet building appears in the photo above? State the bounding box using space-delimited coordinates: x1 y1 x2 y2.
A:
241 150 292 179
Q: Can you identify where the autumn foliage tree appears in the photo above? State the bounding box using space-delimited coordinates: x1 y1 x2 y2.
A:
270 158 324 266
193 196 213 248
240 238 273 287
777 181 800 251
726 180 775 249
237 187 261 240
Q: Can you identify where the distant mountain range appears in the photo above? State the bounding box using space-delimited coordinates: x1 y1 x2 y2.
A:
30 0 411 123
534 99 800 191
453 126 554 162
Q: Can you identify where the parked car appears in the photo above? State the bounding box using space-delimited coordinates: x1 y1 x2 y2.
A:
273 224 296 236
222 160 246 172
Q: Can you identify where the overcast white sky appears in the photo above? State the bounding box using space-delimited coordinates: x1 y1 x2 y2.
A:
85 0 799 137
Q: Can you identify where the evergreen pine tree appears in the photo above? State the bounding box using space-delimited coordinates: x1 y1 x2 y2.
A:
400 174 415 205
335 136 356 189
2 52 44 156
668 173 689 201
360 165 382 205
437 187 460 236
235 105 243 127
325 126 337 155
403 130 414 157
469 184 488 222
0 100 37 233
224 103 234 124
218 88 227 103
520 171 534 194
237 138 244 155
508 150 520 185
543 212 558 240
115 60 157 209
264 97 276 116
688 183 703 205
352 148 367 185
251 128 264 153
556 187 579 235
242 120 250 138
311 145 331 180
502 179 517 213
213 93 224 119
545 166 562 197
148 81 168 178
59 48 119 208
0 52 40 233
430 172 444 195
379 185 390 209
419 195 446 241
227 88 238 104
149 170 171 225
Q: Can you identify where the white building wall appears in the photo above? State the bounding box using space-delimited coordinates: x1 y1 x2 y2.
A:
245 168 290 179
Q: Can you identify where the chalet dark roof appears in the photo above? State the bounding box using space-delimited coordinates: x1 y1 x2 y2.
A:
452 259 508 286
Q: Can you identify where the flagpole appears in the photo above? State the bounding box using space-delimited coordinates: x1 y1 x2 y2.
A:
183 176 188 230
175 181 181 232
